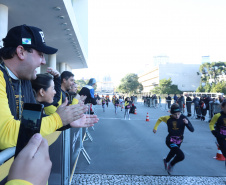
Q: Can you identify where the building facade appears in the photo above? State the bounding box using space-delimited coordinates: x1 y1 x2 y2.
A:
138 63 201 93
0 0 88 73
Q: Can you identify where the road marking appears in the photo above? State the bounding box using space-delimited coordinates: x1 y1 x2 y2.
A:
97 117 203 122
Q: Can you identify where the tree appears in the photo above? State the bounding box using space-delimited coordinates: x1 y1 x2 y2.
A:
117 73 143 94
199 62 226 84
204 83 211 92
151 78 182 94
211 81 226 94
196 84 205 92
75 79 88 92
197 61 226 92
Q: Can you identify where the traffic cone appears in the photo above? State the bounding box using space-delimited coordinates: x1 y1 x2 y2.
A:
146 112 150 121
214 146 225 161
134 108 137 114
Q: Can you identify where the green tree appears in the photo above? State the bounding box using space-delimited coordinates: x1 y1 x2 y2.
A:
211 81 226 94
151 78 182 94
117 73 143 94
199 62 226 84
75 79 88 91
204 83 211 92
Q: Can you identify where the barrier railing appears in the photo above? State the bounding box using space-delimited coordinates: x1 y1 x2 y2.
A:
0 147 15 166
0 105 95 185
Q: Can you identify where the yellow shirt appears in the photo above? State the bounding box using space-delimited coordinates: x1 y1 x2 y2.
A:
0 72 63 150
5 179 32 185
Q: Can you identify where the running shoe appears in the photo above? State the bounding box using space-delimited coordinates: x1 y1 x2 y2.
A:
163 158 167 170
167 163 173 175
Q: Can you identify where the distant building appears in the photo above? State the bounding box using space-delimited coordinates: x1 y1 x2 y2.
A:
153 55 170 66
138 63 201 93
202 56 211 64
96 75 114 92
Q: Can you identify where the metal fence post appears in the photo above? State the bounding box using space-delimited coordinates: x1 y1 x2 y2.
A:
62 129 70 185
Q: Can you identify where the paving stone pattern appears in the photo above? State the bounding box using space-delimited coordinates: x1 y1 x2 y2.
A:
72 174 226 185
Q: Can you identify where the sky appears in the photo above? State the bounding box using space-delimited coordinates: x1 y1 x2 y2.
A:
73 0 226 85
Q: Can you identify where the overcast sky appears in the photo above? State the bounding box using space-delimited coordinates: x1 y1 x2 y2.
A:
73 0 226 85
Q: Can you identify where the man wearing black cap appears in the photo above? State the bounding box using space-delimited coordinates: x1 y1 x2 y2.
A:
0 25 90 150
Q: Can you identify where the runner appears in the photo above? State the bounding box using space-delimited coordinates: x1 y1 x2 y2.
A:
102 96 106 112
153 103 194 175
113 96 119 114
209 100 226 165
106 95 110 108
119 96 124 111
124 97 131 120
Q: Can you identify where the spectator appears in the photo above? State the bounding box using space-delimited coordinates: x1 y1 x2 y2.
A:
129 103 137 114
61 71 75 104
68 82 79 102
44 71 80 115
193 95 201 119
79 78 100 105
0 25 87 150
209 100 226 163
159 95 162 107
173 94 178 103
31 68 61 105
6 133 51 185
177 94 185 113
166 94 172 109
185 94 192 117
219 95 224 103
31 72 97 129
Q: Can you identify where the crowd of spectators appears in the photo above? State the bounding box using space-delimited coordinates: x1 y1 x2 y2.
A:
142 93 225 121
0 25 99 184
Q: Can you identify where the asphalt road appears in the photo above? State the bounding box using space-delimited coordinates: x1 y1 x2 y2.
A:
75 102 226 176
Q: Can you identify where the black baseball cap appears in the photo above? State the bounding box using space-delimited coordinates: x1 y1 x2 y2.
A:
2 24 58 54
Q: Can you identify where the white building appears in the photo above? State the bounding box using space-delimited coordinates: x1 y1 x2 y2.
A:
0 0 88 73
138 63 201 93
96 75 114 92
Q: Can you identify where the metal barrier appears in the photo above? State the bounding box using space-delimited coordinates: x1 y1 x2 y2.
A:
0 120 94 185
0 147 15 166
209 102 221 120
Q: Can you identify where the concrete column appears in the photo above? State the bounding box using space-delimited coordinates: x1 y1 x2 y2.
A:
60 62 66 73
48 54 57 69
65 64 72 72
0 4 8 48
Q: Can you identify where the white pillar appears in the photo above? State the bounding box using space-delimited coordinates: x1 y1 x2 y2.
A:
0 4 8 48
60 62 66 73
48 54 57 69
67 65 72 72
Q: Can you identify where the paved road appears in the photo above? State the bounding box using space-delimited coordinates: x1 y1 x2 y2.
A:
73 102 226 183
